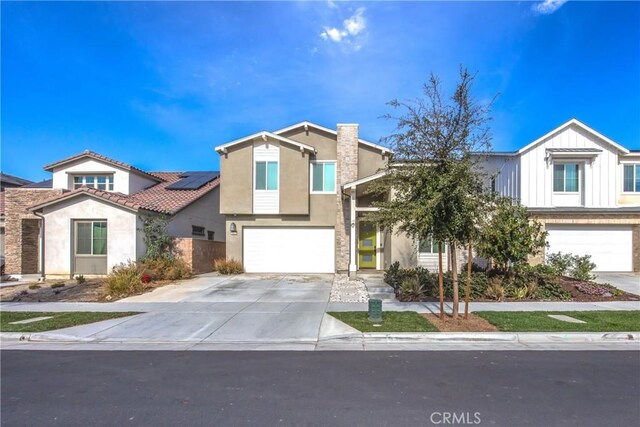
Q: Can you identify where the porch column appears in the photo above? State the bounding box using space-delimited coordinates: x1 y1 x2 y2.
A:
349 188 357 274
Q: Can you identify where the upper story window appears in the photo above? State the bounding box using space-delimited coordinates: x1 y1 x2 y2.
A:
191 225 205 237
553 163 580 193
623 164 640 193
73 175 114 191
255 161 278 190
311 161 336 193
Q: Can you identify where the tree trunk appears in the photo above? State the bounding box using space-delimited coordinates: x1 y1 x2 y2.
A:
464 242 472 319
438 244 444 319
451 243 459 319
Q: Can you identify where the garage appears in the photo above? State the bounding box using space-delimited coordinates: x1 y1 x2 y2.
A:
243 227 335 273
545 224 633 272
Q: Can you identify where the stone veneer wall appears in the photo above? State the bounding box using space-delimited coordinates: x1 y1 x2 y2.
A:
175 238 226 275
531 213 640 272
4 188 64 275
335 124 359 272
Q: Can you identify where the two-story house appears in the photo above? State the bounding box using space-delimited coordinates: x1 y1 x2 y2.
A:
216 119 639 274
484 119 640 272
4 150 225 278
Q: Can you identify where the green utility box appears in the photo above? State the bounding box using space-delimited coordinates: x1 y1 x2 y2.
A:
368 299 383 324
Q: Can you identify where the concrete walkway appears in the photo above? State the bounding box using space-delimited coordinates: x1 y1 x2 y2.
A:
595 273 640 296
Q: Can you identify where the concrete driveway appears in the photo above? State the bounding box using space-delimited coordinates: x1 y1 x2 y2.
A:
594 273 640 296
34 274 334 345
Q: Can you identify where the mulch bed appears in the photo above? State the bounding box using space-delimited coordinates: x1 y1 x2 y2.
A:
0 278 177 303
423 313 498 332
555 277 638 302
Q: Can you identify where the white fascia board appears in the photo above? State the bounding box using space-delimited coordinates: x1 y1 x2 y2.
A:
273 121 393 155
517 118 630 155
215 131 316 154
342 170 387 190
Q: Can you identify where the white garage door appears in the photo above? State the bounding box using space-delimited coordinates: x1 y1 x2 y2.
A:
243 227 335 273
546 225 633 272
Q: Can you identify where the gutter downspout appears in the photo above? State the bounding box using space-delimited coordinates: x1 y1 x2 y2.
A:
33 211 45 282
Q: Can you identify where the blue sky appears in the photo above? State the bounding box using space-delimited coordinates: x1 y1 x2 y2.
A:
3 1 639 181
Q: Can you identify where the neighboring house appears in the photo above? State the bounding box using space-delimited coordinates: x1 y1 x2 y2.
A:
1 173 34 270
4 150 225 278
216 121 391 273
484 118 640 272
216 119 639 274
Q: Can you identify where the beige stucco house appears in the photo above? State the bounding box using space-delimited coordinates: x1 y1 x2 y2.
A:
216 119 639 274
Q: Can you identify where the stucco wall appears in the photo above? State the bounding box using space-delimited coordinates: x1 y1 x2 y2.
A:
219 141 253 214
358 145 387 179
41 196 138 276
166 187 226 242
280 145 310 215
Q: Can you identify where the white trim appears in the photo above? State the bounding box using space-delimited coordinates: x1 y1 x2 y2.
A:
342 170 387 190
310 161 337 194
215 131 316 154
518 119 629 155
376 225 382 271
348 188 357 274
355 206 379 212
273 121 393 155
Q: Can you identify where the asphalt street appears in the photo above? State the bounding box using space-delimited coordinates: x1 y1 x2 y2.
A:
1 351 638 426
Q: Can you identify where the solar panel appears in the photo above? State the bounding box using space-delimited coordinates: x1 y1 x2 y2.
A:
166 171 219 190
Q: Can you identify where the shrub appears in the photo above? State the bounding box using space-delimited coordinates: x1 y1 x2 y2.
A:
140 214 175 261
139 257 191 281
575 282 622 297
50 282 65 289
75 275 86 284
398 276 426 301
141 274 151 284
444 271 488 300
214 258 244 275
484 280 505 301
107 261 144 296
28 284 41 290
384 261 402 288
570 255 596 282
546 252 573 276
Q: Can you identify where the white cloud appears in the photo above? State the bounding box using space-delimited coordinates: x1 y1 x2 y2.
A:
320 7 367 48
532 0 568 15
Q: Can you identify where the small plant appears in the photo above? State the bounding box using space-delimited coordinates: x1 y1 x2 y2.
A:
546 252 574 276
384 261 402 288
514 287 528 300
75 275 86 284
570 255 596 282
107 261 144 296
526 282 539 299
141 274 151 284
28 284 41 290
140 257 191 281
50 282 65 289
399 276 426 302
575 282 622 297
484 281 505 301
214 258 244 275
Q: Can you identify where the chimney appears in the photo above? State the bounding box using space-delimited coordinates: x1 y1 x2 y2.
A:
335 124 359 272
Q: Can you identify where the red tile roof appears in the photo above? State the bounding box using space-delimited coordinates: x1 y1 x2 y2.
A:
28 172 219 215
43 150 162 182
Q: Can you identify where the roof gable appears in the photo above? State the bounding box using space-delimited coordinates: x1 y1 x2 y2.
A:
517 119 629 155
273 121 392 154
215 131 316 154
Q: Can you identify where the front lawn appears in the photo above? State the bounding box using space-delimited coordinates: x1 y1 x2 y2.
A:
328 311 438 332
0 311 140 333
475 311 640 332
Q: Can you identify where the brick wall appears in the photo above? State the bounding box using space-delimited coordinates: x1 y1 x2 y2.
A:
4 188 64 274
335 124 359 272
175 238 226 275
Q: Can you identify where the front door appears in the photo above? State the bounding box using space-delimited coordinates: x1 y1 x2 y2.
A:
358 221 376 269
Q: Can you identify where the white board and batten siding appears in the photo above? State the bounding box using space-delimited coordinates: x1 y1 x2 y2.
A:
243 227 335 273
519 125 621 208
253 141 279 214
546 225 633 272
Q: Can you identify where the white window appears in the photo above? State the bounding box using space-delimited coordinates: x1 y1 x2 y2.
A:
75 221 107 255
311 161 336 193
73 175 114 191
623 164 640 193
418 235 444 254
255 161 278 191
553 163 580 193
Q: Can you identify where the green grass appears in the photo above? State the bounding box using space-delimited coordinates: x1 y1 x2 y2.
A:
0 311 140 333
328 311 438 332
476 311 640 332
